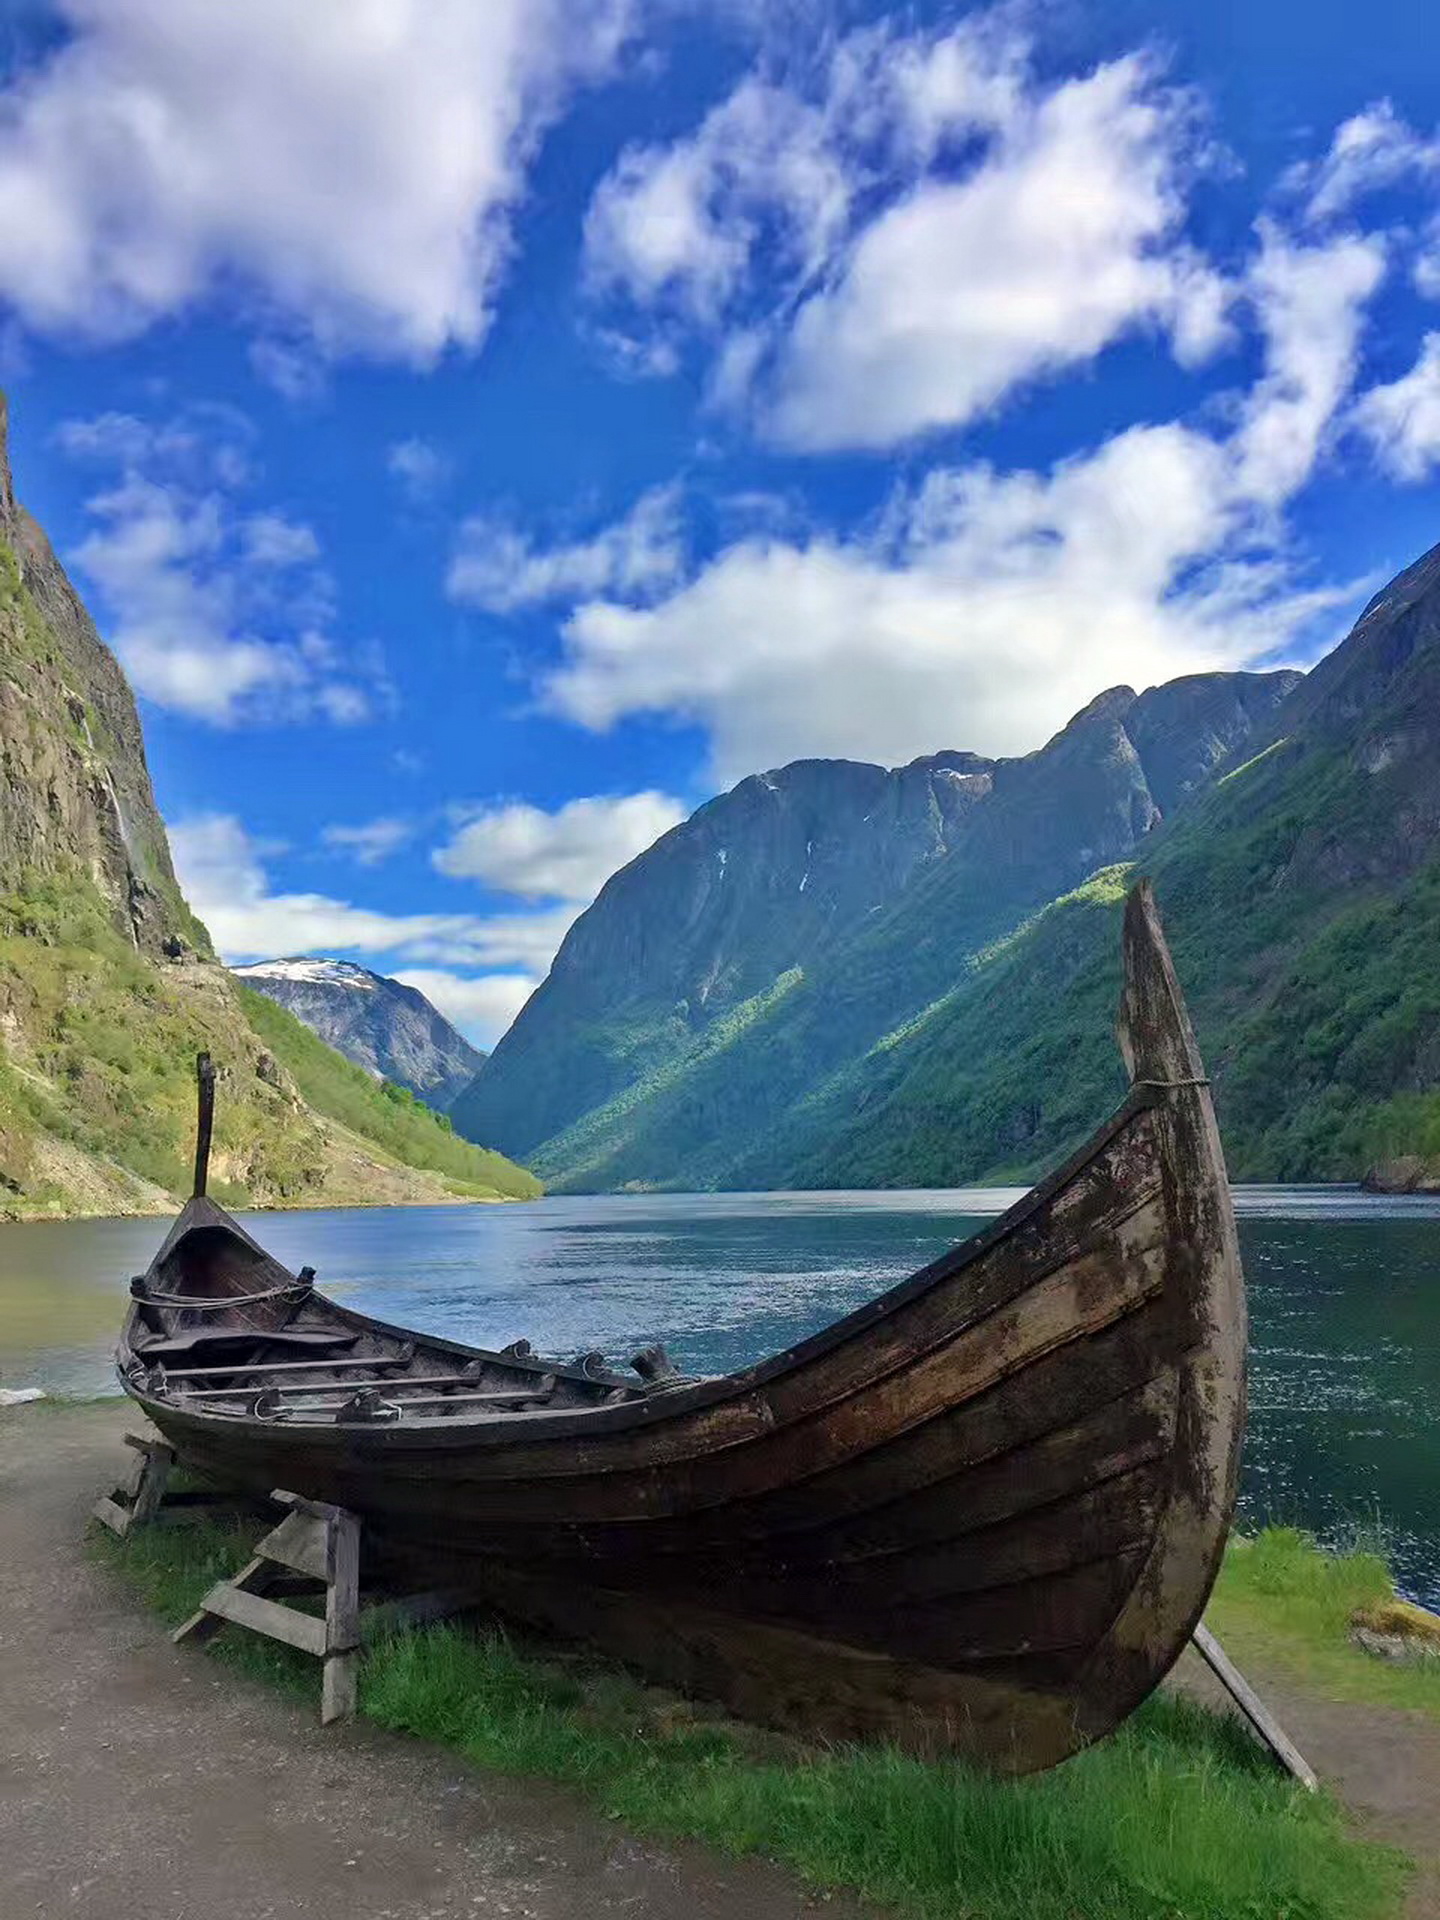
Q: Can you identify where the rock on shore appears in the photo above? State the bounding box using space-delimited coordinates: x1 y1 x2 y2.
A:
1361 1156 1440 1194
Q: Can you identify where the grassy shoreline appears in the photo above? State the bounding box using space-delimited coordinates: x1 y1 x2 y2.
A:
94 1515 1414 1920
1209 1528 1440 1719
0 1186 521 1227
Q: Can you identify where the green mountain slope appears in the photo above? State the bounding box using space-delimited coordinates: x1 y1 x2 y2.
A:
455 673 1299 1182
0 394 538 1220
237 988 536 1201
462 538 1440 1194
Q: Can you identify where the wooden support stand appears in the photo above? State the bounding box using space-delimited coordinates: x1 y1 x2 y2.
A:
92 1431 178 1536
92 1429 243 1537
174 1490 362 1722
1191 1622 1319 1791
173 1490 476 1724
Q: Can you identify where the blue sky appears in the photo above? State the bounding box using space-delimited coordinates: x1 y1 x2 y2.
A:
3 0 1439 1046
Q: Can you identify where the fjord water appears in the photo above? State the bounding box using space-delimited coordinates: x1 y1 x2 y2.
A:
2 1187 1436 1605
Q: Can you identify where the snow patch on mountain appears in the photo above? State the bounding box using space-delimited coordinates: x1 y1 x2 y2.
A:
232 956 486 1108
234 957 379 991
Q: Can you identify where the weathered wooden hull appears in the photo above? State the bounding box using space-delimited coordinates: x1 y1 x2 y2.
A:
118 883 1246 1773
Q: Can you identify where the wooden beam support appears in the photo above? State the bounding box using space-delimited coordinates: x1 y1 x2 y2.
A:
322 1506 361 1724
1191 1623 1318 1791
168 1491 477 1725
196 1581 328 1657
174 1558 276 1647
91 1431 177 1537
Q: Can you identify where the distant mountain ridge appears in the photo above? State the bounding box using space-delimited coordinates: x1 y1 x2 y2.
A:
451 667 1301 1180
232 958 486 1109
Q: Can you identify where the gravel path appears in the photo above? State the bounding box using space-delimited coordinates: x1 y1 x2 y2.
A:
0 1402 875 1920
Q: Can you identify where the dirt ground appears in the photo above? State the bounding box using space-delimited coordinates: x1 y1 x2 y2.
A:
3 1402 1437 1920
0 1401 876 1920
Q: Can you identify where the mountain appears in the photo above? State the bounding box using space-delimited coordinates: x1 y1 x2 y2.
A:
791 535 1440 1196
232 958 486 1109
0 393 539 1218
451 667 1301 1185
459 536 1440 1195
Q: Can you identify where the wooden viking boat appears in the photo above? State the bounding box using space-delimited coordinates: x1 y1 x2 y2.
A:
117 881 1246 1774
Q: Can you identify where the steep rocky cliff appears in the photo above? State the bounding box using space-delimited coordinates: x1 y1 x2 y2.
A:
452 666 1299 1178
0 395 538 1217
232 958 486 1109
0 391 200 958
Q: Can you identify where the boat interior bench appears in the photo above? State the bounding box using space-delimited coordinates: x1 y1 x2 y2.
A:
133 1329 360 1364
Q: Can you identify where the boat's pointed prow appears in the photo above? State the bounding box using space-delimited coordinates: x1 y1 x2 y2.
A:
1117 878 1206 1089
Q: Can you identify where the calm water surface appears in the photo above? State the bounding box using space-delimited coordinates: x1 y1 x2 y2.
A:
2 1186 1436 1603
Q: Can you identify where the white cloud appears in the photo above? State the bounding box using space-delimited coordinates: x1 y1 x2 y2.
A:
248 337 328 402
1417 237 1440 302
390 970 535 1048
242 513 321 568
1353 331 1440 479
321 817 417 867
440 904 581 974
544 211 1386 780
0 0 631 360
1233 223 1386 506
585 323 683 383
60 406 379 726
387 437 452 503
171 799 674 1046
434 791 685 899
583 19 1227 449
447 485 685 612
546 433 1249 777
172 814 574 1046
55 403 255 485
1289 100 1440 224
1282 100 1440 300
769 58 1222 451
584 75 854 323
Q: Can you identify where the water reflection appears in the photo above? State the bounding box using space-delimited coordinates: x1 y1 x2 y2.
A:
1 1186 1436 1602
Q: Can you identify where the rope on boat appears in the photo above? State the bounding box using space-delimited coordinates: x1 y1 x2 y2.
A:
130 1278 312 1309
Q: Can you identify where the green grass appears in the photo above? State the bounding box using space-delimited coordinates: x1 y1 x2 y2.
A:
238 987 541 1200
1209 1528 1440 1718
96 1516 1408 1920
0 867 314 1201
0 862 540 1213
